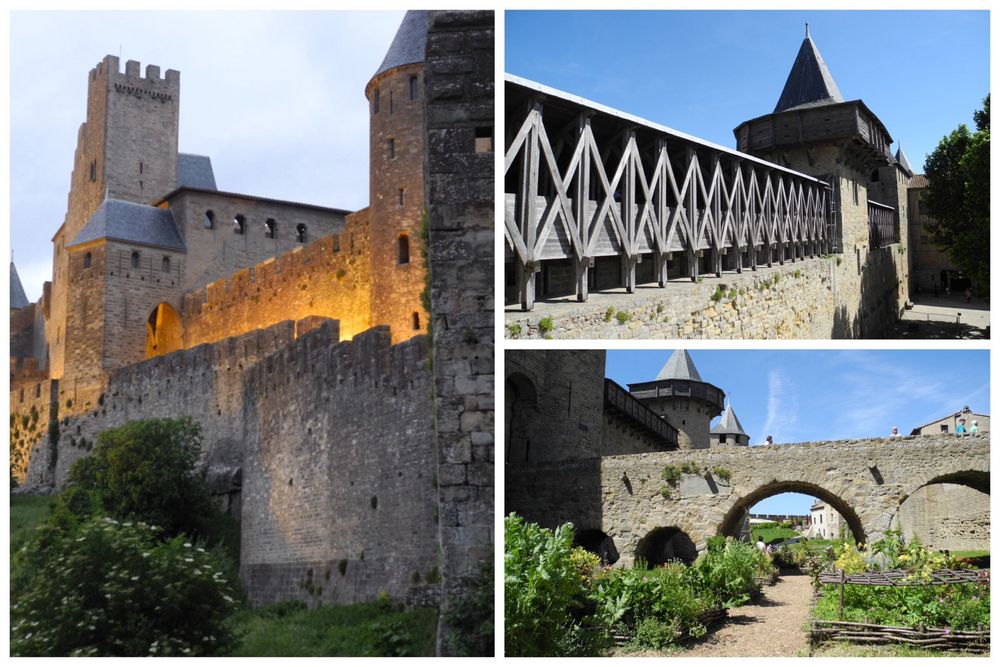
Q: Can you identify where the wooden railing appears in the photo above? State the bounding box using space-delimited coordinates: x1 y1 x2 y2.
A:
604 379 678 448
505 75 833 311
868 199 899 247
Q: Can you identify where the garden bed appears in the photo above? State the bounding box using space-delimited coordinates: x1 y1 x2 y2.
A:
810 619 988 653
612 607 728 647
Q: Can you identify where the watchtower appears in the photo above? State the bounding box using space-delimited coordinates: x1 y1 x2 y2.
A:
628 350 724 449
48 56 181 408
711 402 750 447
365 11 429 343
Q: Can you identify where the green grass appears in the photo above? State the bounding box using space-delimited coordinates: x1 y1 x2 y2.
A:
950 550 989 559
810 640 986 658
10 494 54 555
228 600 437 656
751 525 799 545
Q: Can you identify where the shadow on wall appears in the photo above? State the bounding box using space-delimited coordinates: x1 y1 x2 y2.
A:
831 245 904 339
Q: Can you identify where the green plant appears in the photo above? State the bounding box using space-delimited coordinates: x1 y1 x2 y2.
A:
711 467 731 482
443 556 494 656
504 515 604 657
54 418 211 539
696 276 704 284
727 288 737 299
897 244 906 255
615 311 632 325
604 307 615 322
11 517 239 656
507 323 522 338
794 269 801 278
660 465 682 487
680 461 701 475
710 286 725 302
836 257 842 266
686 538 767 609
537 316 555 336
738 288 745 296
656 303 664 314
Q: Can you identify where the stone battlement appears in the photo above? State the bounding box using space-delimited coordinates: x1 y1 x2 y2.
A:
91 55 179 87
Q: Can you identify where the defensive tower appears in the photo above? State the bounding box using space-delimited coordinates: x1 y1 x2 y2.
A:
711 402 749 447
365 10 429 343
627 350 724 449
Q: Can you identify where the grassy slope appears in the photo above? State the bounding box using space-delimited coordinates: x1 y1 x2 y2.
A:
751 525 800 544
10 494 54 554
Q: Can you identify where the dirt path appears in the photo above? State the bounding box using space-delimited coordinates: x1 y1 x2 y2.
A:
680 570 812 657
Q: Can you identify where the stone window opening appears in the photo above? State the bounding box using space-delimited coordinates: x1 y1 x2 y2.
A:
940 424 949 433
373 88 380 114
398 188 405 206
89 159 97 182
412 312 420 330
131 251 140 269
409 75 418 100
388 138 396 159
83 252 92 268
265 218 277 239
296 223 307 243
35 384 41 398
162 256 170 273
389 89 394 114
204 210 215 229
870 169 879 182
139 161 144 175
397 234 410 265
233 214 246 235
475 126 494 153
19 388 24 402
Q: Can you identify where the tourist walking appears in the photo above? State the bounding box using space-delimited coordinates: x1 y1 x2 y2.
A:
970 420 979 434
890 425 901 437
956 417 968 434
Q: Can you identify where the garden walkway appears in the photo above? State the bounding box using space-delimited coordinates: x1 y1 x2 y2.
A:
681 569 812 657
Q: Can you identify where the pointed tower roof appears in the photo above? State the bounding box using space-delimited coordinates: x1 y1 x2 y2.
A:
773 26 844 113
655 350 703 382
711 403 749 437
894 146 914 177
371 10 429 82
10 261 30 309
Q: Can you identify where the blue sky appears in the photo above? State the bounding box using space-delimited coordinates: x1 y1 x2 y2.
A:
606 349 990 515
506 10 989 173
8 11 405 303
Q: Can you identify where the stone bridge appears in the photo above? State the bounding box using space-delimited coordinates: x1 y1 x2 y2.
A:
508 432 988 566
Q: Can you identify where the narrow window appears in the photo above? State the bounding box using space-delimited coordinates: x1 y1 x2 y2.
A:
89 160 97 182
475 126 494 153
412 312 420 330
389 90 394 114
940 424 949 433
296 223 307 243
35 384 41 398
265 218 277 239
388 138 395 159
409 75 418 100
373 88 380 114
162 256 170 272
83 252 92 268
852 180 859 206
139 161 144 175
397 235 410 265
131 251 140 269
204 210 215 229
398 188 405 206
233 215 245 235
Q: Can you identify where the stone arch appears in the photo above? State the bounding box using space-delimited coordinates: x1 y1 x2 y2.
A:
892 469 989 550
717 480 866 546
146 302 183 358
573 528 620 565
636 526 698 566
505 372 538 464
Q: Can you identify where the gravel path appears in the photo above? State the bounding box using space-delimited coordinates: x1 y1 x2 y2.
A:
680 570 812 657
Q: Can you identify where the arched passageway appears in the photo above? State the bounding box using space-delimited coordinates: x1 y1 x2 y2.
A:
146 302 183 358
717 480 866 545
892 470 990 551
574 528 620 565
636 527 698 566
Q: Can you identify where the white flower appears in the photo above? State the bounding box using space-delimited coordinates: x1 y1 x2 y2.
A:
183 543 192 548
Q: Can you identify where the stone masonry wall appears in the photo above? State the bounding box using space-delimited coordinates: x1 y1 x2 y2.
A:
894 483 990 551
177 211 372 351
240 325 439 608
509 433 988 567
23 320 298 491
10 379 58 484
424 9 495 655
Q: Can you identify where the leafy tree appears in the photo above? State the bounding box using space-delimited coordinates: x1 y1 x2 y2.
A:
922 95 990 297
55 417 211 537
11 517 239 656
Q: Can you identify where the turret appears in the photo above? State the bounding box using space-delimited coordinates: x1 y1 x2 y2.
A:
365 11 429 343
627 350 724 449
711 402 749 446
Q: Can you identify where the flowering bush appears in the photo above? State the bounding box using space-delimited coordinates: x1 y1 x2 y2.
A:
11 517 239 656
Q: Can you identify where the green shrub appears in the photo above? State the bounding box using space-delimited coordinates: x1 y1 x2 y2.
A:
507 323 522 338
656 303 664 314
711 467 731 482
615 311 632 325
604 307 615 322
443 556 494 656
710 286 725 302
537 316 555 336
660 465 681 487
504 514 603 656
11 517 239 656
55 418 211 538
687 539 766 609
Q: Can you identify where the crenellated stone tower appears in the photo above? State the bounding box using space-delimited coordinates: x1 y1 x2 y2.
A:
628 350 724 450
48 56 181 408
365 10 429 343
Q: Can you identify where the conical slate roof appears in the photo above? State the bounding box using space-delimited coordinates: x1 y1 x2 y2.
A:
711 404 749 436
894 146 914 177
371 10 429 81
10 261 29 309
774 28 844 113
655 350 703 382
